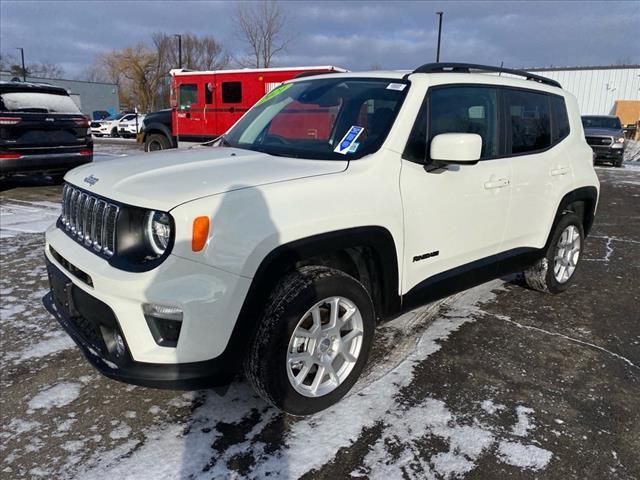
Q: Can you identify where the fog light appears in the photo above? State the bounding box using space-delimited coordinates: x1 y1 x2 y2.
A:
143 303 183 347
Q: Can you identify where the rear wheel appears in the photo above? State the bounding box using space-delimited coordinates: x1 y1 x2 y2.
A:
244 266 375 415
524 212 584 294
144 133 171 152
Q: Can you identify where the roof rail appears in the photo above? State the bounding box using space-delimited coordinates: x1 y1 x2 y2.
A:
409 62 562 88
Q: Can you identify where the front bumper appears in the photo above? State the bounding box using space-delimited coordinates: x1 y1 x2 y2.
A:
44 224 252 387
592 146 624 161
0 151 92 175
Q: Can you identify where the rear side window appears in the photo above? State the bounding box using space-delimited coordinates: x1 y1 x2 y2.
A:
0 91 80 113
222 82 242 103
551 95 570 142
504 90 551 154
179 84 198 109
429 86 499 159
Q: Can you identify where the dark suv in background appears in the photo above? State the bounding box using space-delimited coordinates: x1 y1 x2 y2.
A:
0 81 93 181
582 115 626 167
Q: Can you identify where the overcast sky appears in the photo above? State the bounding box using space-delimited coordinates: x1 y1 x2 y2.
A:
1 0 638 78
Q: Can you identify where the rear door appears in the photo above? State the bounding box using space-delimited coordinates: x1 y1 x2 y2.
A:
500 89 572 251
0 88 90 152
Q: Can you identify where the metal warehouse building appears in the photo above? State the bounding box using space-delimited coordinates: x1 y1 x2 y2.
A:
529 65 640 117
0 72 120 118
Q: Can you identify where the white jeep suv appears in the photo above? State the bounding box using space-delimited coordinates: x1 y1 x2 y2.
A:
45 63 599 415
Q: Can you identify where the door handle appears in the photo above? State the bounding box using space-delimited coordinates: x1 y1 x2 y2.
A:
550 166 569 176
484 178 510 190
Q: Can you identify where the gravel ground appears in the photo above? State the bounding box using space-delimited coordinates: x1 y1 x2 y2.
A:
0 145 638 479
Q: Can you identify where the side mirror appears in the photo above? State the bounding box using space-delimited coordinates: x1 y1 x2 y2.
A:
429 133 482 164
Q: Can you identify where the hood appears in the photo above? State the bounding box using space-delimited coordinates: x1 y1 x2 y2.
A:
584 127 624 137
65 146 348 211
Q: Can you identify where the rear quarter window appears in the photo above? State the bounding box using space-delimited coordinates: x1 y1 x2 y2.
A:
551 95 570 142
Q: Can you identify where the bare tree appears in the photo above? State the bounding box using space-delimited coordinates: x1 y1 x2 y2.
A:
234 1 294 68
153 32 229 71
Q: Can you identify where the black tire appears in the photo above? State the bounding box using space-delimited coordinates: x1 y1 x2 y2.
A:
144 133 171 152
244 265 375 416
49 173 66 184
614 157 623 168
523 212 584 294
110 127 119 138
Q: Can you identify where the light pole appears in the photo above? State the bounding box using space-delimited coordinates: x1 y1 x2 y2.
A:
16 47 26 81
435 12 443 62
174 34 182 69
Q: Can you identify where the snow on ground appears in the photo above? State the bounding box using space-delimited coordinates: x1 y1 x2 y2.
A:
0 199 59 238
31 281 551 480
623 139 640 163
27 382 83 412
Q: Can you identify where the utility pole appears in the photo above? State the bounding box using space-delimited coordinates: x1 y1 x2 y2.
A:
435 12 443 62
16 47 26 81
174 34 182 69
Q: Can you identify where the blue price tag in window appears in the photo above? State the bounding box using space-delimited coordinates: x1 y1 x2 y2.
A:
334 126 364 155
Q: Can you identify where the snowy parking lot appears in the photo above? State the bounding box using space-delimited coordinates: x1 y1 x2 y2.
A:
1 143 639 479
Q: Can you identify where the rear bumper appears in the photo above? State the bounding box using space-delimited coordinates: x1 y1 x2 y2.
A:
0 151 93 175
44 258 236 389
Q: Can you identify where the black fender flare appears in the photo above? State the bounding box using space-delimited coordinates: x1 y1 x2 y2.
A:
219 226 401 373
142 122 176 148
545 185 598 249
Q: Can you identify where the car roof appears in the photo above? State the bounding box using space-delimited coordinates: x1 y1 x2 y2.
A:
287 69 564 95
0 81 69 95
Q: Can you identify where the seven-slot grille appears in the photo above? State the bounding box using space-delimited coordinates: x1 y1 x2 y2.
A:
60 184 119 257
585 136 613 147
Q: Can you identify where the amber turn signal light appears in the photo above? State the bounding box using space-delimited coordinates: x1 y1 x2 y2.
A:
192 216 210 252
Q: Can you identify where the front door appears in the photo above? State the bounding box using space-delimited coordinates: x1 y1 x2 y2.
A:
400 85 512 295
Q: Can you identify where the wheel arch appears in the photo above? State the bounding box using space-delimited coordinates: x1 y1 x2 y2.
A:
546 185 598 249
142 123 176 148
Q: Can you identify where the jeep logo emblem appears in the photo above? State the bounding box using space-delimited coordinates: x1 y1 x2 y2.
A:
83 174 99 186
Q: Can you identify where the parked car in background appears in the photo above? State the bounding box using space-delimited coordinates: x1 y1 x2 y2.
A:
582 115 626 167
118 115 145 138
91 110 111 121
0 81 92 181
91 112 140 138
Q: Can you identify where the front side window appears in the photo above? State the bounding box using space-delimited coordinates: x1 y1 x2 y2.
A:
223 78 408 160
505 90 551 154
222 82 242 103
179 84 198 109
429 86 499 159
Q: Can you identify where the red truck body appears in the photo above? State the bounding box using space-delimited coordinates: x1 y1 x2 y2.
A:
170 66 346 143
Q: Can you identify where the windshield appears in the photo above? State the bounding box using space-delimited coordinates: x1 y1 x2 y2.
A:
581 116 622 130
223 78 409 160
0 91 81 113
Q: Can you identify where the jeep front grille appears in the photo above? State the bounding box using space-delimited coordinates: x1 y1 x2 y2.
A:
586 136 613 147
60 184 119 257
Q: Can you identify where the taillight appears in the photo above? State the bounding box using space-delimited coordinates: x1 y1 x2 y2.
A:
0 152 22 159
79 149 93 156
73 117 90 128
0 117 22 126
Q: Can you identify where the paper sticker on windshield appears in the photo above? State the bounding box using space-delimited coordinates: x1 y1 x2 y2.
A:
256 83 292 106
334 126 364 155
386 83 406 91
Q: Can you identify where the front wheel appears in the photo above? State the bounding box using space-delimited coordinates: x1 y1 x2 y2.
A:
144 133 171 152
523 212 584 294
244 266 375 415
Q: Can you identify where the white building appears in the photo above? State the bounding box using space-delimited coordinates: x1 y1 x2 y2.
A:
529 65 640 116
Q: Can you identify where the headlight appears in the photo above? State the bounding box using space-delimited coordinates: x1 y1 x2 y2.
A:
145 211 172 255
616 137 625 143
